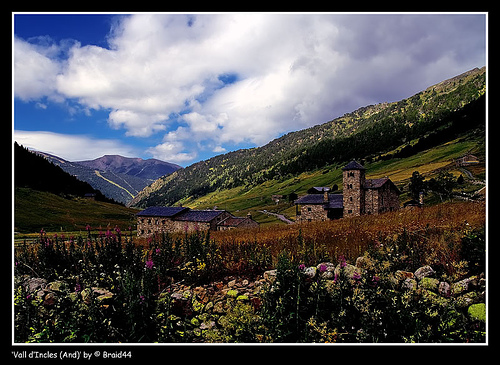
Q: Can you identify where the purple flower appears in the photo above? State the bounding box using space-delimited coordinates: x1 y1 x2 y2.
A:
353 272 362 281
298 264 306 271
75 283 82 293
145 260 154 270
371 275 380 287
333 273 339 283
155 248 161 254
139 295 145 304
319 264 327 273
339 255 347 268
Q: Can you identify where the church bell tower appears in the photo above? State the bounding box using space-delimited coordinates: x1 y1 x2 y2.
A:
342 160 366 217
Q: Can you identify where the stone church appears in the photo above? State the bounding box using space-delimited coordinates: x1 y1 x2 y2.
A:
295 160 400 222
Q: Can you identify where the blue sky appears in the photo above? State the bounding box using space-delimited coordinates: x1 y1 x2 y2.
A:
13 13 486 166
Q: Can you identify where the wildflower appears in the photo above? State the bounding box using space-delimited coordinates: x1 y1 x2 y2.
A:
353 272 362 281
155 248 161 254
75 283 82 293
139 295 145 304
145 260 154 270
339 255 347 268
114 226 121 235
86 224 91 232
298 264 306 271
333 273 339 283
319 264 327 273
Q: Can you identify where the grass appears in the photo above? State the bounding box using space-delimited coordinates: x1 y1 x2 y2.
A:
15 187 140 233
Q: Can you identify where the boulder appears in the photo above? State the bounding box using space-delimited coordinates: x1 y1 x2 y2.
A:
335 263 364 281
402 278 418 291
263 270 277 283
451 278 471 296
24 278 47 293
48 281 67 292
414 265 435 280
438 282 451 298
420 277 439 292
303 266 317 279
395 270 414 281
468 303 486 323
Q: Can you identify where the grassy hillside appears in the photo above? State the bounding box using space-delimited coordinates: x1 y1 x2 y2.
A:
14 187 139 234
178 131 484 225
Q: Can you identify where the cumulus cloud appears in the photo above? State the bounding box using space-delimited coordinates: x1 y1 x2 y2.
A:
14 13 486 164
14 37 61 101
14 130 138 161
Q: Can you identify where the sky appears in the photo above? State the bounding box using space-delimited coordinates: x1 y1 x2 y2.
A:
13 13 487 166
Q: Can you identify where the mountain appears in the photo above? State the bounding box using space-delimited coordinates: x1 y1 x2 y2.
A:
75 155 180 181
130 67 486 209
15 142 114 203
35 153 181 204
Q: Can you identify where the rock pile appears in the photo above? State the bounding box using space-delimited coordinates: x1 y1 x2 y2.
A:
284 260 486 323
16 257 486 342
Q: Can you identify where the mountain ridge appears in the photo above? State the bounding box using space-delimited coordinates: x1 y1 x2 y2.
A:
130 66 485 209
34 152 181 204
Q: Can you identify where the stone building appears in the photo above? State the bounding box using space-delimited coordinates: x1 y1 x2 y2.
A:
295 160 400 222
136 207 258 237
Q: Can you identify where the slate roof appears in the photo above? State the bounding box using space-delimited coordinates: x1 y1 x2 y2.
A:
136 206 189 217
365 178 401 194
175 210 227 222
342 160 366 170
308 187 331 193
218 217 249 227
295 194 344 209
364 178 390 189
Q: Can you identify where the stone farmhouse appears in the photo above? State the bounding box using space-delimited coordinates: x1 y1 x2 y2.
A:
295 160 400 222
136 206 258 237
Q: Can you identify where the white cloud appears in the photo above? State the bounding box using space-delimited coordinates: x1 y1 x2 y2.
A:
14 130 138 161
146 140 197 164
14 37 61 101
14 14 486 165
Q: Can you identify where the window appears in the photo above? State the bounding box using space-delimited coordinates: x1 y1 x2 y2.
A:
307 207 312 212
348 209 352 214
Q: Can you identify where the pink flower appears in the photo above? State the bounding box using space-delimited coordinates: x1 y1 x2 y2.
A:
319 264 327 273
298 264 306 270
338 255 347 268
145 260 154 270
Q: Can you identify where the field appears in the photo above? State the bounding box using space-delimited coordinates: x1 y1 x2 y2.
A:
14 187 140 234
14 201 486 343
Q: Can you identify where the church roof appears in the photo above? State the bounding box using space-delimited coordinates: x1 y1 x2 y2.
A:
136 206 189 217
295 194 344 209
342 160 366 170
175 210 227 222
364 178 401 194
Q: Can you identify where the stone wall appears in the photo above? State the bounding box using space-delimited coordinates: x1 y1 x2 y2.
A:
296 204 329 222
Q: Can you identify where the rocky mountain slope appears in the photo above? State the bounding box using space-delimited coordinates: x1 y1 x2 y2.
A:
36 153 181 204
